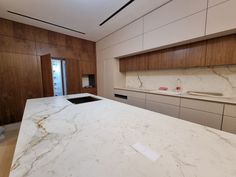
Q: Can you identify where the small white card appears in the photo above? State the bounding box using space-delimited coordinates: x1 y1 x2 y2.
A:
132 143 160 162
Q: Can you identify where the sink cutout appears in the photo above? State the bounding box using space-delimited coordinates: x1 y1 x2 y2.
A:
67 96 101 104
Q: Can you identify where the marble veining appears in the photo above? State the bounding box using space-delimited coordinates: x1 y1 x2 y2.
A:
126 65 236 97
9 94 236 177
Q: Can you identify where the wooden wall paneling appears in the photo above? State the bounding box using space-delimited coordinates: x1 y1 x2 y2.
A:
0 36 36 55
148 50 162 70
66 58 81 94
40 54 54 97
48 31 66 46
34 28 49 44
126 56 138 71
12 21 36 41
171 45 187 69
0 18 13 37
0 53 21 125
119 58 127 72
80 61 96 75
186 41 206 67
206 34 236 66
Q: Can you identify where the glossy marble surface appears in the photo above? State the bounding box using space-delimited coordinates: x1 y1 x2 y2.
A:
126 65 236 98
9 94 236 177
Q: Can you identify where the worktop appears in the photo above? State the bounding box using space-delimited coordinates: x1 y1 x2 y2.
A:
114 87 236 105
9 93 236 177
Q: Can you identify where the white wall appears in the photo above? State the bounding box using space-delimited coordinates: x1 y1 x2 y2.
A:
96 0 236 98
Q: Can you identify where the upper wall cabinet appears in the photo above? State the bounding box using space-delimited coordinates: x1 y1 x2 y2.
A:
208 0 228 7
96 18 143 52
206 0 236 35
206 34 236 66
143 11 206 50
144 0 207 33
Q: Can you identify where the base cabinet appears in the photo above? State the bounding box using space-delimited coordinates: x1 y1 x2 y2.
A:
222 116 236 134
146 100 180 118
127 96 146 109
180 107 222 129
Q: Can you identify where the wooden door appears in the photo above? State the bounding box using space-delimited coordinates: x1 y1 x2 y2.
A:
40 54 54 97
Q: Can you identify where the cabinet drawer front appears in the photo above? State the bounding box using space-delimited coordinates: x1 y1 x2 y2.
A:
113 89 129 96
224 104 236 118
146 93 180 106
128 91 146 99
127 97 146 109
180 108 222 129
146 100 180 118
113 97 128 104
181 98 224 114
222 116 236 134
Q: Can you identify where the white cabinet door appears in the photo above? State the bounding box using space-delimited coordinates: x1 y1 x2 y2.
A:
206 0 236 35
127 96 146 109
112 35 143 58
144 11 206 50
96 18 143 51
146 94 180 106
208 0 228 7
146 100 180 118
181 98 224 114
144 0 207 33
180 107 222 129
222 116 236 134
224 104 236 117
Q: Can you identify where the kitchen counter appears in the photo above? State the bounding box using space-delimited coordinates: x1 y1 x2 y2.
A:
9 93 236 177
114 87 236 105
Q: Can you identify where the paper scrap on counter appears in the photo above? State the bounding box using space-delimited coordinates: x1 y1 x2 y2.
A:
132 143 160 162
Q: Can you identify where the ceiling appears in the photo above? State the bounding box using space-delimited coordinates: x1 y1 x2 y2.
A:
0 0 169 42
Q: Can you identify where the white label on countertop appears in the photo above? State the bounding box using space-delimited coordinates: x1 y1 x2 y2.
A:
132 143 160 162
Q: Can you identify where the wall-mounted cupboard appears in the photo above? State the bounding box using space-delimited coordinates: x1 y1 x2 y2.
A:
119 34 236 72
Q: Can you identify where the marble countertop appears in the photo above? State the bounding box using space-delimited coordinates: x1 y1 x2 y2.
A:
114 87 236 104
9 93 236 177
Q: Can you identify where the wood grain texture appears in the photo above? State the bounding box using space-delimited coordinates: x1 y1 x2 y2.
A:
40 54 54 97
206 34 236 66
120 34 236 72
0 18 96 125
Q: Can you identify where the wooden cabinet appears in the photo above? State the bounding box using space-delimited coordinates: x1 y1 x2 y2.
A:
206 34 236 66
206 0 236 35
80 61 96 75
119 54 148 72
186 41 206 67
119 34 236 72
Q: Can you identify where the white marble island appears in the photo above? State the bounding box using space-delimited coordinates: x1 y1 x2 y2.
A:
10 94 236 177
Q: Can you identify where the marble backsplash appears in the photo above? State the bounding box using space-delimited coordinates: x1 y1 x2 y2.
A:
125 65 236 97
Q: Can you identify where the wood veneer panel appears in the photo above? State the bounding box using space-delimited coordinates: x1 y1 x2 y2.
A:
80 61 96 75
0 36 36 55
0 18 13 36
0 53 43 125
66 58 81 94
41 54 54 97
119 58 126 72
186 41 206 67
147 50 162 70
206 34 236 66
